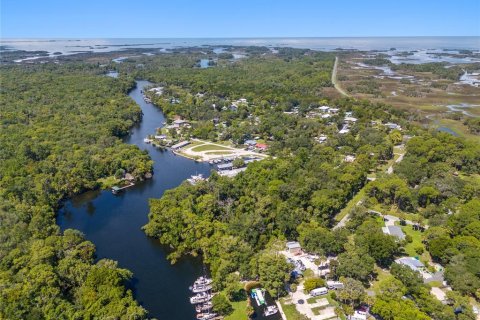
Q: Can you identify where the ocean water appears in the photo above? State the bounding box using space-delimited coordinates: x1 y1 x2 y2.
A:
2 37 479 54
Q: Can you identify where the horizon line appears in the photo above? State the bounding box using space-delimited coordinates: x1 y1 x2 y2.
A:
2 35 480 40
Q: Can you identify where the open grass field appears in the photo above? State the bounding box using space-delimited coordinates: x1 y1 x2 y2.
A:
280 298 308 320
401 224 426 257
191 144 231 152
335 187 367 222
224 300 248 320
205 151 234 155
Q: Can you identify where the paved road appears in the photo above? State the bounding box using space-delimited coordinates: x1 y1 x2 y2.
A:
332 56 349 97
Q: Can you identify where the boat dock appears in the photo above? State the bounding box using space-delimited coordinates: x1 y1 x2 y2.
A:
111 182 135 194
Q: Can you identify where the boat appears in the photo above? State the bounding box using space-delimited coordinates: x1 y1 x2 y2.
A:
194 276 213 286
187 174 205 185
144 138 152 143
264 305 279 316
251 288 266 306
196 313 217 320
191 283 212 293
190 292 212 304
195 302 213 313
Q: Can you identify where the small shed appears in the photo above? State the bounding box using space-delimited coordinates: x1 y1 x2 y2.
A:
124 173 135 181
286 241 302 255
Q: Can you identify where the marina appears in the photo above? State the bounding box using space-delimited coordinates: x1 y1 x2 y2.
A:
189 276 218 319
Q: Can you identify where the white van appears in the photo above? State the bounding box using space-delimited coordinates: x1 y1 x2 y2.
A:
310 287 328 296
327 281 344 290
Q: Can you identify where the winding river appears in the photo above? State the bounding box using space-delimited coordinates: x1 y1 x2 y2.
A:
57 80 212 319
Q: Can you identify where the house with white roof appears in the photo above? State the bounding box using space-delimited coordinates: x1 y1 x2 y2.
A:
395 257 426 273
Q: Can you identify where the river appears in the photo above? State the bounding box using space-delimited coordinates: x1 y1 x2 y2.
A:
57 80 212 319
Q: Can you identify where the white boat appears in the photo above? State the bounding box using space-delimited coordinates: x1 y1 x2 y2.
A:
144 138 152 143
191 283 212 293
195 302 213 313
187 174 205 185
190 292 212 304
196 313 217 320
194 276 213 286
264 305 278 316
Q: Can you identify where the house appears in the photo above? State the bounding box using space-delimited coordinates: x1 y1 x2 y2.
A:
255 143 268 151
321 113 332 119
385 122 402 130
316 135 328 143
382 225 406 241
244 139 257 146
173 119 189 127
237 98 248 104
395 257 425 273
339 128 350 134
318 106 330 112
148 87 164 95
286 241 302 255
124 173 135 181
344 155 356 163
154 135 167 140
329 108 340 114
344 116 358 123
345 111 353 117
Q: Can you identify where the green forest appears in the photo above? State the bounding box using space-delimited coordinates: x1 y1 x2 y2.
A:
0 64 151 319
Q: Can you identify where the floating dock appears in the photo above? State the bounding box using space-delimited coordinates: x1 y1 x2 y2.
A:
111 182 135 194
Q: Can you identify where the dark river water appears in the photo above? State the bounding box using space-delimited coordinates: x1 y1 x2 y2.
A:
57 80 212 319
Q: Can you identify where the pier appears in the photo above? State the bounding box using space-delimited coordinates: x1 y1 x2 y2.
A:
111 182 135 194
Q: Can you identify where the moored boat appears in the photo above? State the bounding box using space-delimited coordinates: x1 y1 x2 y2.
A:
190 292 212 304
195 302 213 313
187 174 205 185
191 283 212 293
196 313 217 320
194 276 213 286
264 305 278 316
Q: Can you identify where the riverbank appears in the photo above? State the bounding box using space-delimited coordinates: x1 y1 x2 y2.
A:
57 80 212 319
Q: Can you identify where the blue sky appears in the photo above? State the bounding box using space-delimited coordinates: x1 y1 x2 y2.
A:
1 0 479 38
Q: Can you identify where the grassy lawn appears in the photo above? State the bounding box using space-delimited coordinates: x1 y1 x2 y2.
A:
401 224 425 257
370 266 393 293
191 143 231 152
224 300 248 320
311 305 328 315
370 203 421 221
205 151 234 155
307 297 319 304
335 187 367 222
280 298 308 320
97 175 121 189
